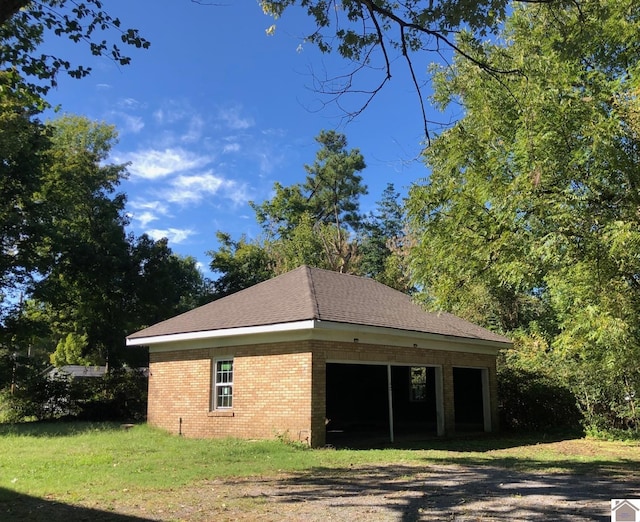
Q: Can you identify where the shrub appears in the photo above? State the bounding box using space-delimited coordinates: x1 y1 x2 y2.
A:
498 366 582 433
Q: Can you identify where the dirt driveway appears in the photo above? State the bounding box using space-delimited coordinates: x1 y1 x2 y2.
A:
5 438 639 522
108 462 639 522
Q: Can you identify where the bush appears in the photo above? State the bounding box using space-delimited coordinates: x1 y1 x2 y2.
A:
0 362 147 423
73 368 148 422
0 356 77 422
498 366 582 433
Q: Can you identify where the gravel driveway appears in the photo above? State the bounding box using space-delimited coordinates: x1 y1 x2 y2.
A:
122 462 639 522
5 454 639 521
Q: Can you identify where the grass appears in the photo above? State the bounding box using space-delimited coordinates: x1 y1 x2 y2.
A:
1 422 639 504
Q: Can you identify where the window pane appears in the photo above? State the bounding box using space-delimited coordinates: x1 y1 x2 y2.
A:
216 360 233 383
217 385 233 408
213 359 233 409
410 367 427 402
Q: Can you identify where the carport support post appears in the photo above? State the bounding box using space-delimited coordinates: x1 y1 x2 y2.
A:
387 364 394 443
435 366 445 437
482 368 492 432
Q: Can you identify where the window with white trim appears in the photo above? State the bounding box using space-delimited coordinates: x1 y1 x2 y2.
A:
409 367 427 402
212 359 233 409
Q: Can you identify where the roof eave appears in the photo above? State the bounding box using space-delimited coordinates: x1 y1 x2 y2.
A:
126 319 317 346
126 319 510 355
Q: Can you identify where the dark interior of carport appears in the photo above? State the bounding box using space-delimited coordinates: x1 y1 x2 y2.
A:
325 363 485 446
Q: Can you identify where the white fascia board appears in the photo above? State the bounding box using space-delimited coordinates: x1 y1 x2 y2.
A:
127 318 509 356
126 320 317 347
312 321 509 355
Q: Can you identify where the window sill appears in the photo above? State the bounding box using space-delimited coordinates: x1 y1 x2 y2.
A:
208 410 234 417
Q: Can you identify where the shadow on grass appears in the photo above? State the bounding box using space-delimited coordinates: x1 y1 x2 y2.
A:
327 430 583 452
267 460 640 521
0 488 152 522
0 421 127 437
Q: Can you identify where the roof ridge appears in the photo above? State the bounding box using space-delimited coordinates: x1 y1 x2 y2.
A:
303 265 321 319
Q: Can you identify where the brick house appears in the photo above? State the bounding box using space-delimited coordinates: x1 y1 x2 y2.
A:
127 265 511 447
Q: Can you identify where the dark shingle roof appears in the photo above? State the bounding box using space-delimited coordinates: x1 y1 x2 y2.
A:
128 265 510 344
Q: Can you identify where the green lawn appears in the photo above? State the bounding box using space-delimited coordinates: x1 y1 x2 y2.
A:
0 422 638 504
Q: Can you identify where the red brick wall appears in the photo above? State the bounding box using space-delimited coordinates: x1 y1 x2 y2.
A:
147 338 498 446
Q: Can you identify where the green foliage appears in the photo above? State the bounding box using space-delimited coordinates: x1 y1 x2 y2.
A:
130 235 210 326
0 354 73 423
210 130 373 292
29 115 132 366
207 231 274 298
270 212 330 273
50 332 91 367
0 74 50 317
584 425 640 442
407 0 640 431
0 360 147 424
0 0 149 98
0 109 209 382
251 130 367 238
359 183 412 291
71 368 148 422
497 365 582 433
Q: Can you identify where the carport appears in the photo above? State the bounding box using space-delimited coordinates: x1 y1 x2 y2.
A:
325 362 445 445
325 362 494 445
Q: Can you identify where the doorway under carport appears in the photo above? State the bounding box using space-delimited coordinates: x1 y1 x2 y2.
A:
325 362 443 446
453 367 491 433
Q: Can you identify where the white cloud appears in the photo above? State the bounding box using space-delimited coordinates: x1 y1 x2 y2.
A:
166 172 226 204
146 227 194 244
134 211 159 227
181 115 205 143
163 172 251 207
115 113 144 134
128 200 171 227
224 183 251 206
153 108 166 124
222 142 241 154
118 148 211 179
218 106 254 130
152 100 192 126
119 97 142 109
129 199 170 213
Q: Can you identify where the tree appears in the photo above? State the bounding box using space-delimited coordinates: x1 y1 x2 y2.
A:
32 115 132 368
15 115 210 369
253 130 367 235
0 72 50 321
260 0 536 138
406 0 640 430
207 232 274 298
1 0 149 97
251 130 367 273
359 183 412 291
130 235 209 327
270 213 361 275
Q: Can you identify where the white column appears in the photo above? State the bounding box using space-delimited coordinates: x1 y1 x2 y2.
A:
387 364 394 443
481 368 492 432
435 366 445 436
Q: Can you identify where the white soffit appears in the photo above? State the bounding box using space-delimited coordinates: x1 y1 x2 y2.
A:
126 320 317 347
127 319 507 355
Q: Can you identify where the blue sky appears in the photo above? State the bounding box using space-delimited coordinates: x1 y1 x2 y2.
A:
40 1 445 276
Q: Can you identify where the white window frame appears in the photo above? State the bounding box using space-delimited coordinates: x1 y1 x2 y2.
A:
409 366 428 402
212 358 234 410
